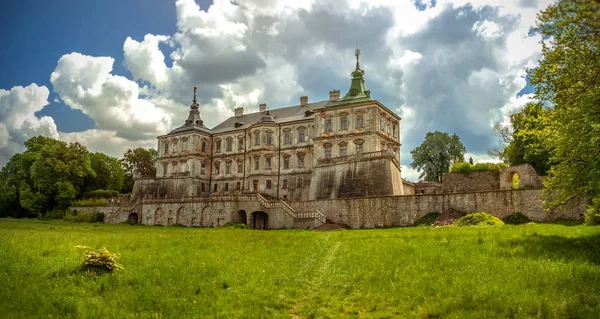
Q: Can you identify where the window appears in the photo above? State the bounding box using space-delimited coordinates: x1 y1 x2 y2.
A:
226 139 233 152
201 183 206 192
325 119 332 132
237 161 243 173
297 178 304 188
340 117 348 130
284 131 291 144
182 138 188 151
254 132 260 146
283 157 290 169
215 163 220 175
216 140 222 153
282 179 288 189
225 183 229 191
213 183 218 192
201 140 207 153
266 133 273 145
254 158 260 170
298 130 306 143
238 138 243 150
380 118 386 131
393 124 397 137
236 182 241 190
324 145 332 159
163 163 168 176
387 123 391 135
201 163 206 175
356 143 363 154
164 141 169 154
266 180 272 189
265 157 271 170
298 154 305 168
356 114 364 128
340 144 347 157
226 162 231 174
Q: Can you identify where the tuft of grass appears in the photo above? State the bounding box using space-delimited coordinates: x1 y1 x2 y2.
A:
503 212 532 225
456 212 504 227
412 212 441 227
0 218 599 318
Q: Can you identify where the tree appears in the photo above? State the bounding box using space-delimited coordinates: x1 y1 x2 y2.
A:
492 103 556 176
410 131 466 183
121 148 157 193
84 152 125 193
528 0 600 221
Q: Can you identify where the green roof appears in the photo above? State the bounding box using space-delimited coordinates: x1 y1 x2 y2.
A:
327 48 372 107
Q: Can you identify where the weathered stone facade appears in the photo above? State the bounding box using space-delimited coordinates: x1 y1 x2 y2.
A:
442 164 544 193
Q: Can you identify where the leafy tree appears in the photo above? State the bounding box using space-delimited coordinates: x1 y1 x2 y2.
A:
529 0 600 220
84 152 125 193
492 103 555 176
121 148 157 193
410 131 466 183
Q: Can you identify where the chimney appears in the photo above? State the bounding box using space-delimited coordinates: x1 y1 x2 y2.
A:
300 96 308 106
329 90 340 101
259 103 267 113
234 107 243 117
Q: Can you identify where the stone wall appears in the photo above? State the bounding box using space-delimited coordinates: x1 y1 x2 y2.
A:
290 189 584 228
442 171 500 193
499 164 544 189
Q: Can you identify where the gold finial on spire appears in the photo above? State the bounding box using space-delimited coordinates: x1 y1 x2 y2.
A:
193 85 197 103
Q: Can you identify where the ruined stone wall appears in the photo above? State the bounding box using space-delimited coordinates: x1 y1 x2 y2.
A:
402 181 416 195
499 164 544 189
291 189 584 228
442 171 500 193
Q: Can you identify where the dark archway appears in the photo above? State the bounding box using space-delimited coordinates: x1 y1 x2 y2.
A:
154 208 165 225
127 213 139 224
253 180 259 192
251 211 269 230
237 210 247 225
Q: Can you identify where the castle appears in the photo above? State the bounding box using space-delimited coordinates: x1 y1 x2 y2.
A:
90 51 582 229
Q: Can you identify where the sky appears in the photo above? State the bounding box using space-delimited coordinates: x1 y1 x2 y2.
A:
0 0 547 181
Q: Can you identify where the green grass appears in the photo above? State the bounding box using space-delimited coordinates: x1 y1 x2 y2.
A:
1 219 599 318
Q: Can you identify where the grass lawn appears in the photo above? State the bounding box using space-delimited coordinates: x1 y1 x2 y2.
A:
0 219 599 318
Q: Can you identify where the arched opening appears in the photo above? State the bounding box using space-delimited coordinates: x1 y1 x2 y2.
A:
177 206 188 226
251 211 269 230
508 172 520 189
167 210 175 225
154 208 165 225
127 213 139 224
237 210 247 225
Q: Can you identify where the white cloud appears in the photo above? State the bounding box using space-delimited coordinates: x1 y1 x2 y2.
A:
0 84 59 166
50 52 172 141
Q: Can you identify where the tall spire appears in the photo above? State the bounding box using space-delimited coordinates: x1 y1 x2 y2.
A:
328 48 371 107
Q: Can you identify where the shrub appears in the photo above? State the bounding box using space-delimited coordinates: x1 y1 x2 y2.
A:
64 210 105 223
450 162 508 174
585 198 600 226
75 245 122 272
71 199 108 207
456 212 504 227
503 212 531 225
412 212 441 227
43 209 67 220
83 190 119 199
222 222 251 229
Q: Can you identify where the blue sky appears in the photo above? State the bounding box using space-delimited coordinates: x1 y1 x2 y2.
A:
0 0 547 180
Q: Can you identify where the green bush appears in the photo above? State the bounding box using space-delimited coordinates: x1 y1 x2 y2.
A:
63 210 105 223
83 190 119 199
412 212 441 227
456 212 504 227
43 210 67 220
503 212 532 225
585 199 600 226
222 222 251 229
71 199 108 207
450 162 508 174
75 245 122 272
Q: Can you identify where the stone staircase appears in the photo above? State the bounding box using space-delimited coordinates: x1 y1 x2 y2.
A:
256 193 326 223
